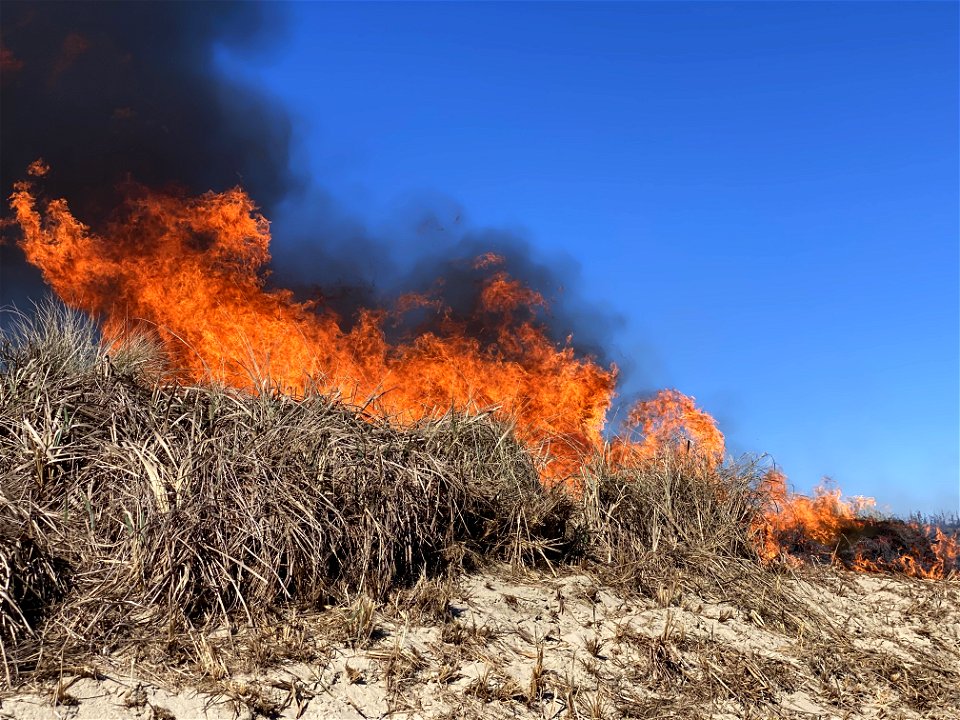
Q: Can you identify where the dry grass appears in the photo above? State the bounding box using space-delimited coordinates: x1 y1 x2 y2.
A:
579 452 818 636
581 453 765 570
2 301 958 720
0 302 569 682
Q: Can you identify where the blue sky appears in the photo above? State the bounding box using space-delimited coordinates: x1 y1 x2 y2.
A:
215 2 958 516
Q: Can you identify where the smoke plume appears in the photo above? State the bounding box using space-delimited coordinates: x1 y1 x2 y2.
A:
1 0 623 370
1 1 297 306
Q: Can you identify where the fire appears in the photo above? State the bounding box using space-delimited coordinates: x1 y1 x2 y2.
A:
9 179 618 482
754 469 871 563
26 158 49 177
611 388 725 468
755 469 957 579
9 177 728 484
8 172 958 579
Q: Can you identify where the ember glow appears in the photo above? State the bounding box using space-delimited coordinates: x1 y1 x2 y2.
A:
9 173 957 578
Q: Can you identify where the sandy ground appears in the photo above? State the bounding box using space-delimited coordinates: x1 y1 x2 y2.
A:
3 568 958 720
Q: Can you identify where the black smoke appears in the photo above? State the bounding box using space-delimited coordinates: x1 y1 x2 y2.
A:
1 1 298 307
0 1 627 376
264 196 627 371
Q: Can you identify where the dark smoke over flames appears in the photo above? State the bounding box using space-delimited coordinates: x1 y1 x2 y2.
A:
1 1 296 307
5 2 958 580
0 1 623 369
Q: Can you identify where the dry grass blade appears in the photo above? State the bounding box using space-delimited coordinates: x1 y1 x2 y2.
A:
579 451 821 635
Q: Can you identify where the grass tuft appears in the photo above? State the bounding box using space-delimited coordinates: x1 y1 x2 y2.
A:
0 301 568 681
1 300 955 698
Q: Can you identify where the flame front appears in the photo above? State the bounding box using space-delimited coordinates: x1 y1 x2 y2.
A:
756 469 957 579
10 181 620 482
9 175 957 579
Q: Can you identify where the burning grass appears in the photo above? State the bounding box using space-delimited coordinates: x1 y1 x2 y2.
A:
0 303 572 681
757 469 960 579
0 302 957 701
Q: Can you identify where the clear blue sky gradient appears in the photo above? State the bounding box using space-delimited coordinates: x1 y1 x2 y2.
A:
215 2 959 516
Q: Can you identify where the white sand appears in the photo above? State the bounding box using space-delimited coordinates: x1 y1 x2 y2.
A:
3 568 958 720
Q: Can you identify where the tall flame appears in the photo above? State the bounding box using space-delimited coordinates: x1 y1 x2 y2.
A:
10 179 732 483
9 173 956 579
10 180 623 482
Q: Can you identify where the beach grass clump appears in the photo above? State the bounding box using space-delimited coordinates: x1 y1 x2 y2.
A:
0 302 570 679
577 452 818 634
0 301 948 689
0 499 68 678
580 452 766 576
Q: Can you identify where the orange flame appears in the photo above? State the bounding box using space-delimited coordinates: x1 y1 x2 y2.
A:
755 469 957 579
611 388 725 469
10 180 619 483
27 159 50 177
9 179 730 485
10 172 956 579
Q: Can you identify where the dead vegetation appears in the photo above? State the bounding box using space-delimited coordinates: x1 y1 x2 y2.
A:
580 452 819 638
1 303 959 719
0 303 568 682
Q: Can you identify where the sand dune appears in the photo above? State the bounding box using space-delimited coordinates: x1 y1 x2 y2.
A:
4 567 958 720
